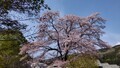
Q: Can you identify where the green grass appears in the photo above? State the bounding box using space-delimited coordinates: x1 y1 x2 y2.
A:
66 54 98 68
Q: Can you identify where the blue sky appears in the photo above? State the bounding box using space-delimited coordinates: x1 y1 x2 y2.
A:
45 0 120 46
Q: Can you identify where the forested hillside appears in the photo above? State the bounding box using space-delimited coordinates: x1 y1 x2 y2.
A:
99 45 120 66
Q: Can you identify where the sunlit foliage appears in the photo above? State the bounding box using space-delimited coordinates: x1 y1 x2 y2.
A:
0 30 27 68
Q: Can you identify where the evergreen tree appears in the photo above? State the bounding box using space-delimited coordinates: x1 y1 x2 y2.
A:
0 30 28 68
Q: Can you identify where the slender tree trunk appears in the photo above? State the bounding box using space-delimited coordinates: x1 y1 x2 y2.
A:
64 50 69 61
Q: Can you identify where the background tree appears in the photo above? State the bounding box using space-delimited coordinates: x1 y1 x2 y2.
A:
19 11 110 67
0 29 28 68
0 0 50 67
0 0 50 31
0 0 50 15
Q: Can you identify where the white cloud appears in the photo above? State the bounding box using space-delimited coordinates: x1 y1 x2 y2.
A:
102 32 120 46
115 42 120 45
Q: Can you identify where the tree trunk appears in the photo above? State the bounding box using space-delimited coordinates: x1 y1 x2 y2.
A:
64 50 69 61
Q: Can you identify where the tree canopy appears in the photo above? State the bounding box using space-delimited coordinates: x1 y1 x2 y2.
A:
0 0 50 30
0 29 28 68
0 0 50 16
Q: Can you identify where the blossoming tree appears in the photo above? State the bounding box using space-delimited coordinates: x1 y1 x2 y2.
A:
19 11 109 66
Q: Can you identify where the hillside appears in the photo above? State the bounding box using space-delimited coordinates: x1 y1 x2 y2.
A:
99 45 120 66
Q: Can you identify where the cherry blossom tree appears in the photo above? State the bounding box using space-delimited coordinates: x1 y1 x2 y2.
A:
19 11 110 66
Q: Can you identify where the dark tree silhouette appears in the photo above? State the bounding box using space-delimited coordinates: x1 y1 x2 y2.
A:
0 0 50 30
